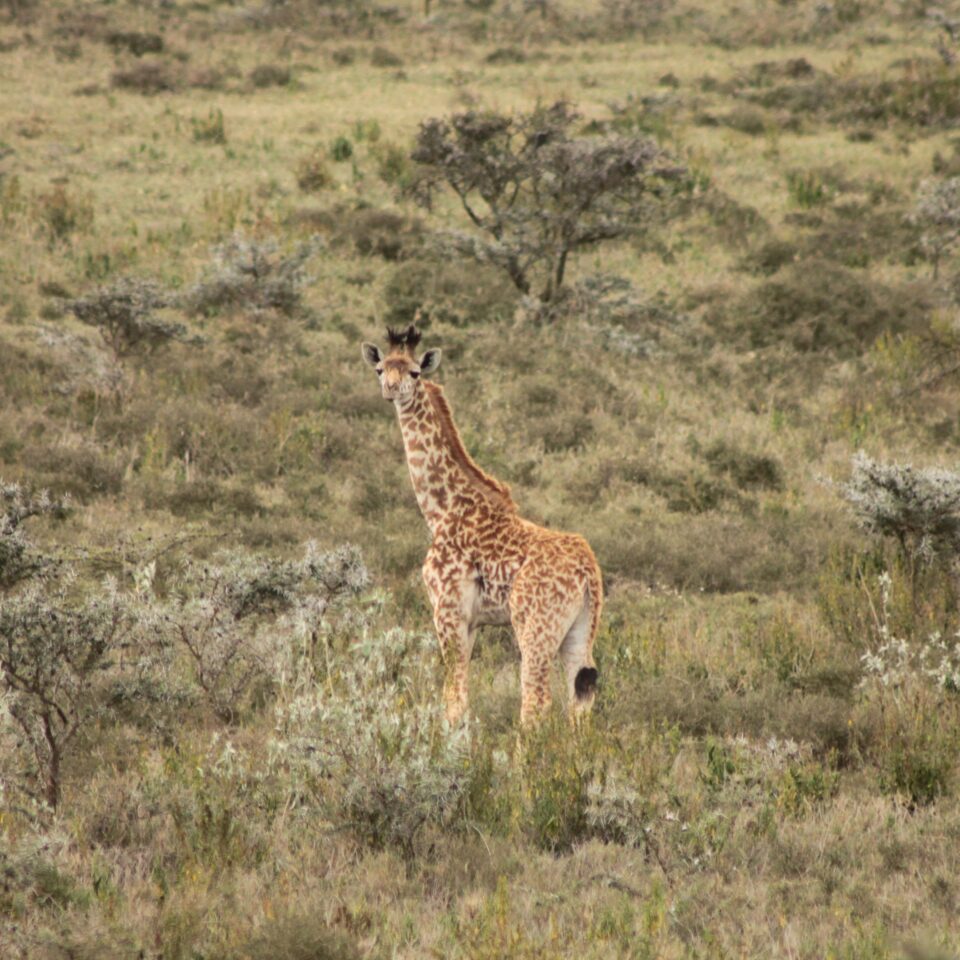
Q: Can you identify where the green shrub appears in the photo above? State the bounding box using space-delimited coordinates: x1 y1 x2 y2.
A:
786 169 833 208
520 718 610 853
0 831 87 918
738 239 798 276
702 439 784 491
0 577 148 807
249 63 291 88
23 441 124 501
910 176 960 277
774 760 839 816
162 543 368 722
192 108 226 145
862 677 960 806
290 204 424 261
295 150 334 192
734 262 925 355
383 257 517 328
723 104 768 135
106 31 164 57
370 45 403 67
34 184 94 244
373 140 413 187
329 135 353 161
111 61 178 95
228 915 363 960
0 481 68 590
185 235 319 318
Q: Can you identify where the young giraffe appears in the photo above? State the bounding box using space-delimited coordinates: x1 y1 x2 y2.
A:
362 324 603 727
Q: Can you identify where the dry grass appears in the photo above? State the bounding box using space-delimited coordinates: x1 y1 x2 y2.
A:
1 0 960 957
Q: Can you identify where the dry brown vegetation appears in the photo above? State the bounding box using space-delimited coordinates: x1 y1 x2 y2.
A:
1 0 960 957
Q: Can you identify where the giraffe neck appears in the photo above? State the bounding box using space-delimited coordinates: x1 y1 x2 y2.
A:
395 382 514 535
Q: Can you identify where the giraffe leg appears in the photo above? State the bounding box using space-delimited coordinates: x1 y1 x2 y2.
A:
424 556 477 726
519 639 554 727
510 557 585 729
435 603 474 725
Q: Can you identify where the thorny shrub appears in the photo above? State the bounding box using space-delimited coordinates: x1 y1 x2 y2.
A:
184 234 320 318
161 543 369 722
67 277 190 363
0 482 68 590
274 626 471 858
0 575 150 809
839 452 960 567
409 101 687 305
910 176 960 278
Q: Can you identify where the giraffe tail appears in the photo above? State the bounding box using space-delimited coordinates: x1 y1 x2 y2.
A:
574 558 603 702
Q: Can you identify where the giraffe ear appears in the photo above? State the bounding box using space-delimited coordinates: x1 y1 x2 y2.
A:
361 342 383 368
418 349 441 376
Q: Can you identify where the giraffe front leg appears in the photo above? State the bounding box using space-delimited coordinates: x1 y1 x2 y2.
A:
423 549 478 726
432 594 474 726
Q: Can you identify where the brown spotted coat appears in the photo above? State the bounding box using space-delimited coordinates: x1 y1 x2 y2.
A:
362 326 602 726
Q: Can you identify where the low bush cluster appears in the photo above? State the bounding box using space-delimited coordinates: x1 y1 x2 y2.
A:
184 235 320 318
0 534 369 809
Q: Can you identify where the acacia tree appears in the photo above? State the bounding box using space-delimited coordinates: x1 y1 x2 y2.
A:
409 102 685 305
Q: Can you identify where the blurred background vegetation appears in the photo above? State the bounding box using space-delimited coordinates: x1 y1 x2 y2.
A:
1 0 960 956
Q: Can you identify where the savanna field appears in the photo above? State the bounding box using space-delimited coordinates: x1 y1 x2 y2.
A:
2 0 960 956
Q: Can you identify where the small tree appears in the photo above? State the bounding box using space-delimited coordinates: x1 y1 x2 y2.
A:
838 453 960 627
840 453 960 567
910 177 960 279
409 102 685 306
0 578 141 809
67 277 189 363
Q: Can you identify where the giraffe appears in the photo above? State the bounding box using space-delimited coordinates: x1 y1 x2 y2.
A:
361 324 603 727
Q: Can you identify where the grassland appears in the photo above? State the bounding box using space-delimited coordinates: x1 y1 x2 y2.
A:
1 0 960 957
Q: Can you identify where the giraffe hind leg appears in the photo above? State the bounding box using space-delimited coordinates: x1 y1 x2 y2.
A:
515 596 584 727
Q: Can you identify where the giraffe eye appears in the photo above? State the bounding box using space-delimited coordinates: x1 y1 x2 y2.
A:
410 369 420 379
376 367 383 376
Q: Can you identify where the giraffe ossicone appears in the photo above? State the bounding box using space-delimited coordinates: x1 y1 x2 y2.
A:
362 324 603 727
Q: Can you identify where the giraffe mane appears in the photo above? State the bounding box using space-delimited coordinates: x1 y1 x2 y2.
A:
423 381 516 512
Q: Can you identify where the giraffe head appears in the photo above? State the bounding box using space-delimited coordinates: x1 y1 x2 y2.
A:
362 324 441 405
